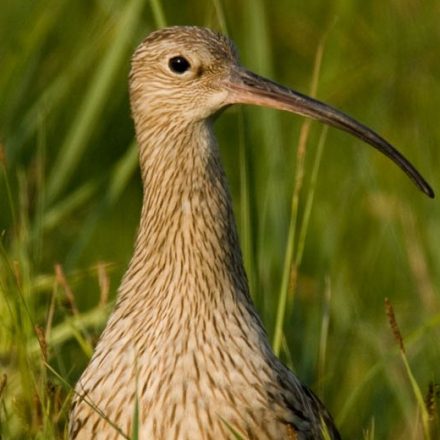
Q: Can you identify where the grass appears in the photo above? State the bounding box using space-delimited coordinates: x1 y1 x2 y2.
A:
1 0 439 438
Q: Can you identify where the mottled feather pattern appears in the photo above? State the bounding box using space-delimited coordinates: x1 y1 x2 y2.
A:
70 26 340 439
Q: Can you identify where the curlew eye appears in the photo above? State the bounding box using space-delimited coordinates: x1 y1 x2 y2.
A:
168 56 191 74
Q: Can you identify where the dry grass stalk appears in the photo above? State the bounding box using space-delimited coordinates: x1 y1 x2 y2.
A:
384 297 405 353
97 261 110 307
55 264 79 316
34 325 48 362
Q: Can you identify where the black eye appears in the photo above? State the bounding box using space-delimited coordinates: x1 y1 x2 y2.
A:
168 56 191 74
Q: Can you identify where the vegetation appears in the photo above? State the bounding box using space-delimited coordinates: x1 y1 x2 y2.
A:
1 0 439 438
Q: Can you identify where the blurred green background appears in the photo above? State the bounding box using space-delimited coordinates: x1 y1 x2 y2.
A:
0 0 439 438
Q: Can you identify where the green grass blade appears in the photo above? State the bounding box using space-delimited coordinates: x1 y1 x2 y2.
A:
65 140 138 266
219 416 247 440
45 363 130 439
46 0 145 203
211 0 228 34
150 0 167 28
400 353 431 440
272 35 327 355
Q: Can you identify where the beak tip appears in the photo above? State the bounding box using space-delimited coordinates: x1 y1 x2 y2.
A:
426 186 435 199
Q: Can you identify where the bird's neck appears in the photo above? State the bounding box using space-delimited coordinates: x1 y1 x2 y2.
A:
117 116 252 319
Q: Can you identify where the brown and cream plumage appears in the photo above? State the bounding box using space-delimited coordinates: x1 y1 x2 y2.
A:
69 26 433 440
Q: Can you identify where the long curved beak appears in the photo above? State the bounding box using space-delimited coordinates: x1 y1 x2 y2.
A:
227 68 434 198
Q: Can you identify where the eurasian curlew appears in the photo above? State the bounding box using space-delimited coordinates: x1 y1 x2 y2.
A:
69 26 434 440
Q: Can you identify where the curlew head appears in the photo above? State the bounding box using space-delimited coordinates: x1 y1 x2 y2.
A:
130 26 434 198
130 26 238 121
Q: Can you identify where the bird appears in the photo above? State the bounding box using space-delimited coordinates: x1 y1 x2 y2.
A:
69 26 434 440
